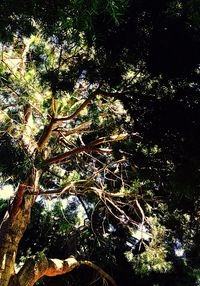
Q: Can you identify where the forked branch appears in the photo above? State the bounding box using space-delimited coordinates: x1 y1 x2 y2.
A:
46 137 107 164
37 88 124 151
46 134 128 165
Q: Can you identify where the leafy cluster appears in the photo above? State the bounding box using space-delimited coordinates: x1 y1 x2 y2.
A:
0 0 200 285
0 134 33 181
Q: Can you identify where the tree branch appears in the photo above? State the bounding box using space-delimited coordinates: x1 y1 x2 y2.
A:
37 88 125 151
54 120 91 136
16 255 117 286
54 91 97 122
46 137 107 165
54 89 124 123
79 260 117 286
46 133 128 165
37 118 57 151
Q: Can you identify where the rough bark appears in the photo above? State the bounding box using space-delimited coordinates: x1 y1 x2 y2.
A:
0 98 52 285
0 194 31 286
0 171 40 286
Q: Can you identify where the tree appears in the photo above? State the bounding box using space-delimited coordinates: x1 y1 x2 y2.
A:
1 1 200 285
0 3 142 284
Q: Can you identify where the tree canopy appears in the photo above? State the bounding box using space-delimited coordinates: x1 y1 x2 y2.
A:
0 1 200 285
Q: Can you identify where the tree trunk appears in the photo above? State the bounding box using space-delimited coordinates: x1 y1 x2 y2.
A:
0 170 40 286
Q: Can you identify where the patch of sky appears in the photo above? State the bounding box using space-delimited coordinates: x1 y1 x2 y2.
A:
0 184 14 200
39 195 88 228
108 224 116 233
174 239 185 258
131 224 152 242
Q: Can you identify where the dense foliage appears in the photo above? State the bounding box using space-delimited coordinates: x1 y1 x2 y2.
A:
0 0 200 285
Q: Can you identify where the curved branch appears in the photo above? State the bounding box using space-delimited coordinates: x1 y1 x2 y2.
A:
79 260 117 286
16 256 78 286
16 255 117 286
55 91 97 122
54 89 124 123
